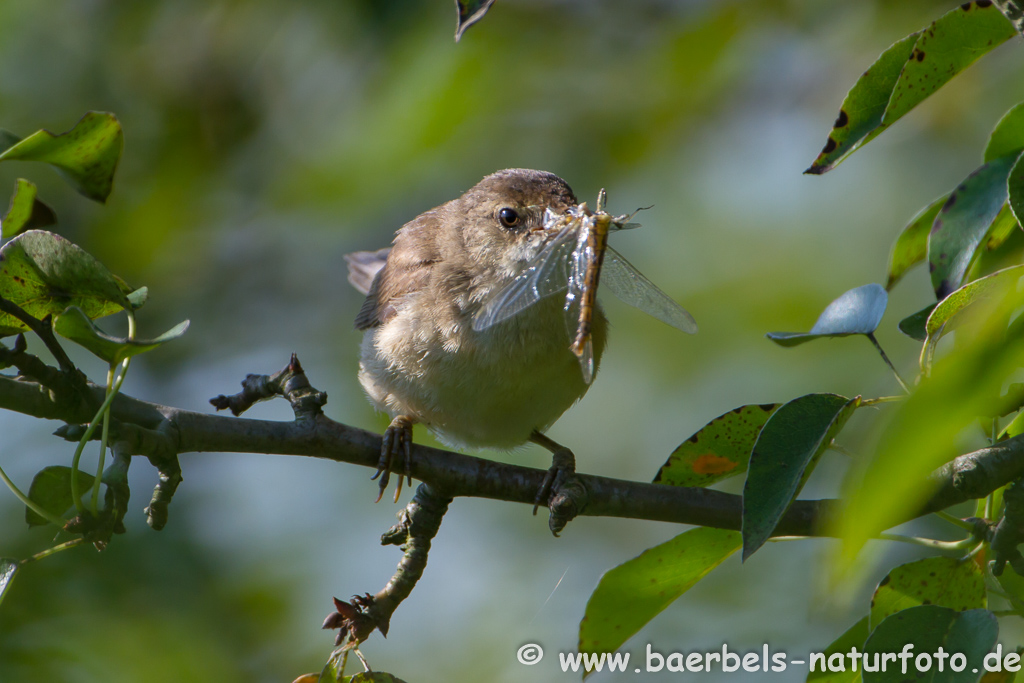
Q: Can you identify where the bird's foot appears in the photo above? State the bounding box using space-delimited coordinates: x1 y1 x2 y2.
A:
371 415 415 503
530 432 588 535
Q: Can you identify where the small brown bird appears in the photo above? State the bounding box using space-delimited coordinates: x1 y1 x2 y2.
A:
346 169 606 514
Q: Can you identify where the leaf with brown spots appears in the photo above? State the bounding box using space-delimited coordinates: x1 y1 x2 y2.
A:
992 0 1024 35
805 33 917 174
882 2 1017 126
808 2 1016 174
868 556 985 632
578 527 741 670
921 264 1024 369
929 157 1015 299
0 230 132 336
887 193 949 290
2 178 56 239
0 112 123 203
654 403 779 488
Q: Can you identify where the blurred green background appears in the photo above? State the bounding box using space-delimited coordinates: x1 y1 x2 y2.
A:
1 1 1022 681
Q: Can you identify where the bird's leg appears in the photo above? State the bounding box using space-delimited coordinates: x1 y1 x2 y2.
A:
529 431 587 535
372 415 415 503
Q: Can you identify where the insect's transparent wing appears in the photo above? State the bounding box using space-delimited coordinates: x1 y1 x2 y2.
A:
601 247 698 334
472 228 577 331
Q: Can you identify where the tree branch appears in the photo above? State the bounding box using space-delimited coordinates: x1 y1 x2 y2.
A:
2 370 1021 536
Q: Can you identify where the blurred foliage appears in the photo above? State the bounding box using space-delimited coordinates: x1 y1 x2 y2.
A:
2 1 1024 682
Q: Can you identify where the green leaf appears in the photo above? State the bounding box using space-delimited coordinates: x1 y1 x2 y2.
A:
0 558 18 607
986 103 1024 162
999 410 1024 440
742 393 860 560
126 286 149 310
836 294 1024 574
869 556 986 632
766 284 887 347
347 674 409 683
1010 151 1024 227
862 606 997 683
25 465 95 526
2 179 56 239
455 0 497 41
807 3 1016 175
805 33 918 174
0 130 21 153
929 156 1015 299
806 616 868 683
898 303 936 342
882 2 1017 126
922 264 1024 366
887 195 949 290
578 527 741 659
53 306 189 364
0 112 123 203
996 563 1024 611
992 1 1024 36
983 202 1021 253
0 230 132 336
654 403 779 488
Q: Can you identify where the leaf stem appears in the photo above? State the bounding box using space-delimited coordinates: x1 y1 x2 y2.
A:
90 363 116 513
70 368 130 515
0 462 66 527
877 532 976 551
20 538 84 565
934 510 977 531
82 310 137 514
860 395 906 407
866 333 910 394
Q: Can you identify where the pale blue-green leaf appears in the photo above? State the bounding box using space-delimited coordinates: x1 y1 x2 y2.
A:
766 284 887 347
0 559 18 606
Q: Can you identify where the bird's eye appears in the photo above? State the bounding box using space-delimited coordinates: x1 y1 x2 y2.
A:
498 207 521 228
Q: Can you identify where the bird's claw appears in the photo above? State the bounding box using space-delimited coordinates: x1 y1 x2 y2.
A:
532 447 586 534
373 415 414 503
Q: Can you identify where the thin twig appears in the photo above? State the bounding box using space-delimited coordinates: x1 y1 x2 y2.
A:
0 296 77 375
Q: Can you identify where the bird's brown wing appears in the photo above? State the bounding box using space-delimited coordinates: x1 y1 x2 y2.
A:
344 248 390 296
352 210 442 330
